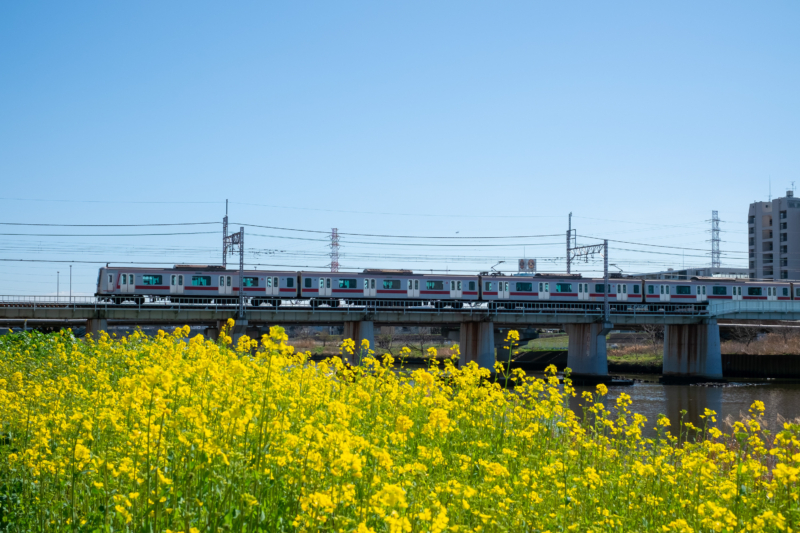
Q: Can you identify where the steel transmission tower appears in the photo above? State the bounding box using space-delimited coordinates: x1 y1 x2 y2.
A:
330 228 340 272
222 199 229 268
711 210 721 268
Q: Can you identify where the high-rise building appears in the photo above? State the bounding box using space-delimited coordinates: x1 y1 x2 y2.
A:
748 191 800 280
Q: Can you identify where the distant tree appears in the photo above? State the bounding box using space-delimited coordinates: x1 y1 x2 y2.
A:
641 324 664 352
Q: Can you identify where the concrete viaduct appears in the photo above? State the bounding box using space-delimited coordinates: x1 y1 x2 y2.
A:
1 299 796 383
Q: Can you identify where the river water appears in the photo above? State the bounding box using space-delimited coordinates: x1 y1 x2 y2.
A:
569 376 800 438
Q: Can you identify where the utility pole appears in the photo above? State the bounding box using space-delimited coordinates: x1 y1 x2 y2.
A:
330 228 340 272
566 213 572 274
711 210 720 268
222 199 229 268
223 225 246 320
603 240 609 324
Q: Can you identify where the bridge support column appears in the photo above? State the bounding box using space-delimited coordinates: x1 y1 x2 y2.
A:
459 322 495 370
204 327 219 341
565 322 611 382
343 321 375 364
86 318 108 339
662 319 723 383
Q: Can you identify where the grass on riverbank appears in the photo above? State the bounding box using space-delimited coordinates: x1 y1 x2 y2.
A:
1 325 798 531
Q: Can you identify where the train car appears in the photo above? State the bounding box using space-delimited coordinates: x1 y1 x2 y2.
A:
641 277 791 304
96 265 299 305
299 270 480 308
479 274 645 308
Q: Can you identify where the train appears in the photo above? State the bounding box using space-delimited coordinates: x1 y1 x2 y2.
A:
95 265 793 309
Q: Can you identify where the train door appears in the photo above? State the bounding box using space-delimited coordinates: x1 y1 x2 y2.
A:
107 273 115 292
697 285 706 302
319 277 332 297
219 275 233 295
768 287 778 301
265 276 273 296
363 278 376 298
407 279 420 298
617 283 628 301
170 274 184 294
660 284 671 302
121 273 135 293
732 286 742 301
270 276 279 296
497 280 510 299
537 282 550 300
578 282 589 301
450 280 462 299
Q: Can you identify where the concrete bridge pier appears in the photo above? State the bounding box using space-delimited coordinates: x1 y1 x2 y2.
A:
86 318 108 339
564 322 612 383
459 322 495 370
343 320 375 364
662 319 723 383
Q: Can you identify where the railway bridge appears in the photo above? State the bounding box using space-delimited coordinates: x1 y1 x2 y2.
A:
1 297 797 383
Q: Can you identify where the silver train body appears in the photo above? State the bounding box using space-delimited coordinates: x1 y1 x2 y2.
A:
96 266 793 307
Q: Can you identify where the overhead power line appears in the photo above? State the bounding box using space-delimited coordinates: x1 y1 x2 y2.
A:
577 235 748 254
0 222 219 227
0 232 219 237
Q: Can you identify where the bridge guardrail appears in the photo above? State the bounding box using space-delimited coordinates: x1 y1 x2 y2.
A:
0 296 710 317
709 300 800 317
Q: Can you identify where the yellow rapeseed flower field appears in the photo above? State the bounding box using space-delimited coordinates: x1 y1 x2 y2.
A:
0 322 798 532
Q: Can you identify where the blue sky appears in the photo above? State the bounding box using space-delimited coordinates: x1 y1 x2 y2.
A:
0 1 798 295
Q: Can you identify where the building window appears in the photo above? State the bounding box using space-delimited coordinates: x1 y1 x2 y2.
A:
750 262 755 269
750 238 755 245
780 211 787 219
781 233 788 242
781 258 788 267
781 245 788 253
749 273 755 279
749 216 755 223
142 275 163 285
781 271 789 279
764 242 773 251
764 254 773 264
763 268 773 277
749 227 755 234
763 230 773 239
781 222 787 229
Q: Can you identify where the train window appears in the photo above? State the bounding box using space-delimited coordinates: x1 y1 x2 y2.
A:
322 278 327 289
302 278 309 288
555 283 572 293
340 279 359 289
178 275 183 286
457 281 462 290
326 278 332 289
171 275 176 286
219 276 224 287
227 276 232 287
485 281 492 291
666 286 670 294
623 284 627 293
783 288 789 296
408 280 413 290
426 281 444 290
370 279 375 289
414 280 419 290
108 274 113 283
702 286 706 295
578 283 583 293
748 287 762 296
516 282 533 292
142 275 162 285
660 285 664 294
712 287 726 295
796 288 800 297
647 285 654 294
191 276 210 286
595 284 605 293
468 281 475 291
243 277 258 287
382 280 401 290
676 286 691 295
120 274 126 284
633 285 640 294
268 278 273 288
364 279 369 289
544 283 549 292
286 278 294 288
538 283 543 292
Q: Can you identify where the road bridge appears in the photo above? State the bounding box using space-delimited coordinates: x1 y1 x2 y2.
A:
2 296 798 383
